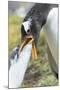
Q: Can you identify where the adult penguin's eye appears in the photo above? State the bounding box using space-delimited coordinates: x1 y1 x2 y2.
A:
27 29 31 34
22 20 31 34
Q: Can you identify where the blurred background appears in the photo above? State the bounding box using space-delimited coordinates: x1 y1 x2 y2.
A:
8 1 58 87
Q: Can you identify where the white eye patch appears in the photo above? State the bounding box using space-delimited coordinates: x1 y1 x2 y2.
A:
22 21 31 33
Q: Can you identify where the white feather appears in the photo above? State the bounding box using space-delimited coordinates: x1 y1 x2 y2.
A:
9 44 32 88
22 20 31 33
43 8 58 65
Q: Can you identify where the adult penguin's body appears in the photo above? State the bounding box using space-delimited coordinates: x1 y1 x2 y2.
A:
21 3 58 78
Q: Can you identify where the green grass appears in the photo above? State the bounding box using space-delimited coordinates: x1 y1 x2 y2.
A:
8 16 23 53
9 15 58 87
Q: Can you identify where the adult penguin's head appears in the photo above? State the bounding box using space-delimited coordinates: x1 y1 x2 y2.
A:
20 18 39 60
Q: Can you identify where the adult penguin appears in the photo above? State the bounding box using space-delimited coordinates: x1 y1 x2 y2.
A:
9 3 58 88
21 3 58 78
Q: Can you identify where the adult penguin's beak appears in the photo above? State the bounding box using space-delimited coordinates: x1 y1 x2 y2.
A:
20 35 38 60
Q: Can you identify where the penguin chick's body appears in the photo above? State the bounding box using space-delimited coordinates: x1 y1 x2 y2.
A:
9 44 32 88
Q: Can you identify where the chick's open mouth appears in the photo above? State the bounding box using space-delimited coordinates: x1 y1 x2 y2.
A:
20 35 38 60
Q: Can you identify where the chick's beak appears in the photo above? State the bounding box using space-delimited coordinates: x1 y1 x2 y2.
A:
20 35 38 60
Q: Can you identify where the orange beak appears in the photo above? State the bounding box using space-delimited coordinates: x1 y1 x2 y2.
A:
20 35 38 60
